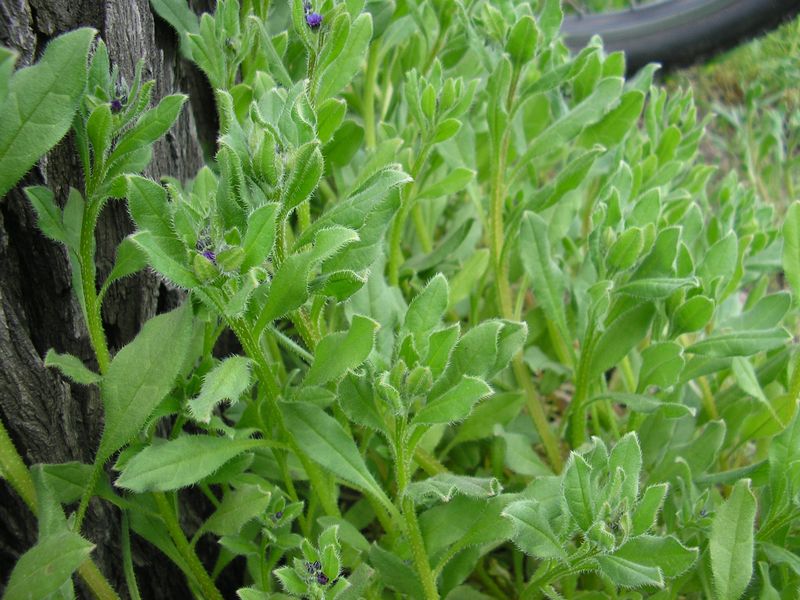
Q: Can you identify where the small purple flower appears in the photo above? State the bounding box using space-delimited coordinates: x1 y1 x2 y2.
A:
306 12 323 29
305 561 315 574
202 249 216 264
316 572 329 585
274 510 283 520
312 561 321 572
110 98 124 113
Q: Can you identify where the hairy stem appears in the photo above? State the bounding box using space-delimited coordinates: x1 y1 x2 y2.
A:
1 418 120 600
153 492 223 600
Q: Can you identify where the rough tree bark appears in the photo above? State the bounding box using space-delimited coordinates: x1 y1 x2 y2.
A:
0 1 217 596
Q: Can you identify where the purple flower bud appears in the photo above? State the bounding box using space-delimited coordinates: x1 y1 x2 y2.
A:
303 0 313 12
316 572 329 585
305 561 315 574
202 249 216 264
274 510 283 519
110 98 124 113
306 12 323 29
312 561 321 571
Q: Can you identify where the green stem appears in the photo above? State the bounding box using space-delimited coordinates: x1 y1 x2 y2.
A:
513 357 563 473
121 511 142 600
0 418 37 512
73 461 102 532
79 200 111 374
569 324 598 449
363 43 379 150
1 418 121 600
153 492 223 600
489 124 562 472
76 561 122 600
388 144 431 286
402 496 439 599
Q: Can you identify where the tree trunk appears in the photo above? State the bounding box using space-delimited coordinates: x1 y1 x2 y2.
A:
0 1 214 596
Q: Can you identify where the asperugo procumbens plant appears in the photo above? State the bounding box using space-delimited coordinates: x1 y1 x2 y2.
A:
2 0 800 598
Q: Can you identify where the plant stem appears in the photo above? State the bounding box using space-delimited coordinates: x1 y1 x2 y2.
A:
153 491 223 600
74 461 102 532
1 418 121 600
388 144 431 286
489 124 562 473
121 511 142 600
79 199 111 374
402 496 439 599
363 43 379 150
569 323 598 448
0 418 37 511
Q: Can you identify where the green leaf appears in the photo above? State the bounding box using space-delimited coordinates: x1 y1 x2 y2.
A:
316 13 373 102
127 175 176 238
282 141 323 215
502 500 566 560
109 94 187 163
369 544 425 598
338 373 386 433
202 484 271 536
129 230 198 289
514 77 623 179
671 295 715 335
454 392 524 444
87 103 113 162
44 349 101 385
588 302 655 379
417 167 475 200
614 277 696 299
562 454 595 531
98 302 193 462
607 227 644 271
149 0 200 59
188 356 253 423
407 474 501 503
104 236 148 292
305 315 379 386
316 97 347 144
506 15 538 66
783 201 800 302
275 566 307 595
725 292 791 331
403 273 449 353
241 203 278 271
580 90 645 148
449 249 490 308
710 479 756 600
609 432 642 504
614 535 698 578
23 186 67 244
686 329 791 358
638 342 684 391
431 118 462 143
116 436 263 492
282 401 390 508
520 212 570 349
3 531 94 600
539 0 563 42
588 393 695 418
0 47 16 105
632 483 669 535
413 376 492 425
595 554 664 588
0 28 95 198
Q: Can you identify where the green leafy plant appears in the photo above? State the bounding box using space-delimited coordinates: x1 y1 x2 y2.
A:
1 1 799 598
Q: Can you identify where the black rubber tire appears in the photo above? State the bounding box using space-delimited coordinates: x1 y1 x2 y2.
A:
562 0 800 73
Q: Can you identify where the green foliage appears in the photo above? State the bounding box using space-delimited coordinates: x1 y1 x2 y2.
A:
2 3 799 599
0 28 95 197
